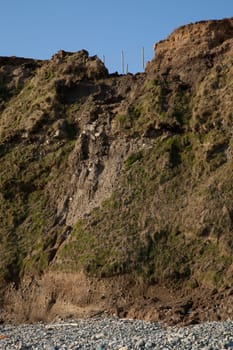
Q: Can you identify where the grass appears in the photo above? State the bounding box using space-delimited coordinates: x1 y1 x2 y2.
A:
52 120 233 290
125 151 143 168
0 119 76 281
1 49 233 295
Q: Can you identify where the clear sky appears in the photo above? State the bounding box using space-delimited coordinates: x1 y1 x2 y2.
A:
1 0 232 73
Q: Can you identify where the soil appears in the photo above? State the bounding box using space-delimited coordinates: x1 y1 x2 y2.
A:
1 272 233 326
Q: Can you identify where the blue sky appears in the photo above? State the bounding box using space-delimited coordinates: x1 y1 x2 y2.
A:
1 0 232 73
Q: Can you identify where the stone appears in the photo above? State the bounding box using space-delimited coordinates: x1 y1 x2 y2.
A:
136 338 145 348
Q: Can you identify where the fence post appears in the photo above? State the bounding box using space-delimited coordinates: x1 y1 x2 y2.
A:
142 46 145 71
121 50 125 74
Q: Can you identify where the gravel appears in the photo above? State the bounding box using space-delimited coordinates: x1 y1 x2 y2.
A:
0 317 233 349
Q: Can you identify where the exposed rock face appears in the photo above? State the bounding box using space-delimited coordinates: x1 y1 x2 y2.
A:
0 18 233 325
147 17 233 84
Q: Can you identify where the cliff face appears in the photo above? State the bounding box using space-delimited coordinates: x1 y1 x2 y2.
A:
147 17 233 83
0 18 233 325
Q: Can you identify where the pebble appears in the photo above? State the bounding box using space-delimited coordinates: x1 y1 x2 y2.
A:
0 317 233 349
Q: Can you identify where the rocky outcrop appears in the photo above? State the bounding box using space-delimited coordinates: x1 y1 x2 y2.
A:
0 18 233 325
147 17 233 84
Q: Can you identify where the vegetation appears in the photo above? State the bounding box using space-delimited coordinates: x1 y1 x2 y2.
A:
0 43 233 299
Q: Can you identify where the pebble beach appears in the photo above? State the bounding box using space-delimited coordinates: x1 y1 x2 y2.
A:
1 317 233 350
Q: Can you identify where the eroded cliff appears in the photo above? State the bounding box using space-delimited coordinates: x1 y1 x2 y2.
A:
0 18 233 325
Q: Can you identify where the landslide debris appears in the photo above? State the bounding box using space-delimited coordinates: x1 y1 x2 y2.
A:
0 18 233 325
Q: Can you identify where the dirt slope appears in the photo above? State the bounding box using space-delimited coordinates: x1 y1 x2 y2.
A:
0 18 233 325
